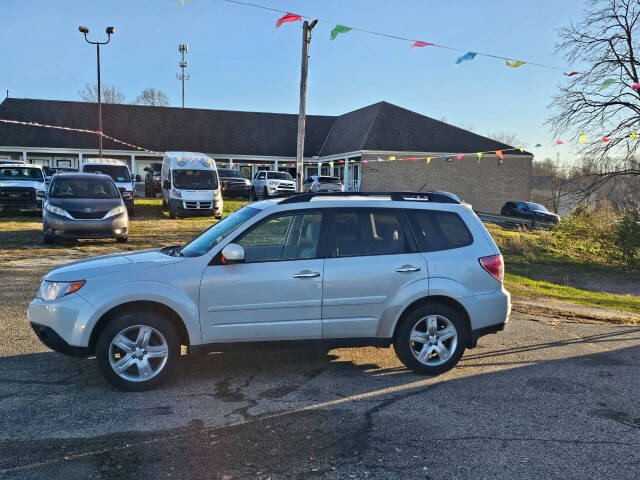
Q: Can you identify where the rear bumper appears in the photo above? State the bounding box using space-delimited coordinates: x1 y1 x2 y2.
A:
459 286 510 342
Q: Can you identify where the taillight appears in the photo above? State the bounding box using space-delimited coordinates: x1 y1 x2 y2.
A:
479 254 504 282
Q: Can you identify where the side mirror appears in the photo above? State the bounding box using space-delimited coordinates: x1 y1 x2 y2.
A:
135 174 141 182
122 191 133 201
163 180 171 190
221 243 245 264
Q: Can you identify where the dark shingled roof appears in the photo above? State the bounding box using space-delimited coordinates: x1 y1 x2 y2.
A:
0 98 528 157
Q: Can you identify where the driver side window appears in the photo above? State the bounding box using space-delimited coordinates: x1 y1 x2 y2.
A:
235 212 323 263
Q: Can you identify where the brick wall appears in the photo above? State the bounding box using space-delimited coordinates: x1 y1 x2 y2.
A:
360 153 532 213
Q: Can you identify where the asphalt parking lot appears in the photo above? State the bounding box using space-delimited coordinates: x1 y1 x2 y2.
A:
1 264 639 479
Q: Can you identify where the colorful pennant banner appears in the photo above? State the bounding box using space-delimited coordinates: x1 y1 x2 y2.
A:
455 52 477 65
276 12 302 28
330 25 352 40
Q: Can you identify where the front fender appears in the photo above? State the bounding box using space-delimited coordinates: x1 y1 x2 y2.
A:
79 281 201 346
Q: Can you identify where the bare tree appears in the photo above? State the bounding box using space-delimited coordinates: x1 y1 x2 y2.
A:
78 83 125 104
486 131 522 147
547 0 640 199
133 88 170 107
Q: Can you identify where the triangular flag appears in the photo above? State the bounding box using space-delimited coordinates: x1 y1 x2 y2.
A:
630 133 639 138
602 137 611 142
535 143 542 148
455 51 477 65
377 156 383 162
598 78 616 91
555 140 564 145
389 156 396 161
518 147 524 153
506 59 526 68
411 41 433 51
328 161 334 167
495 150 504 159
456 154 464 160
564 71 581 76
579 133 587 143
476 152 483 162
411 157 417 162
632 83 640 91
330 25 352 40
276 12 302 28
440 155 448 160
426 157 431 164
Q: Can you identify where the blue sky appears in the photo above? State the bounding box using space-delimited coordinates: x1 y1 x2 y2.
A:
1 0 587 161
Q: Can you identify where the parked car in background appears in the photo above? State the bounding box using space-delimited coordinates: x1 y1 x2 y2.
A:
303 175 344 193
161 151 223 219
42 173 129 243
27 190 509 391
500 201 560 224
82 159 138 216
218 168 251 199
250 170 296 200
0 163 46 215
143 162 162 198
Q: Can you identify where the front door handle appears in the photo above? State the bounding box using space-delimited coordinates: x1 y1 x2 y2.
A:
396 265 421 273
293 271 321 278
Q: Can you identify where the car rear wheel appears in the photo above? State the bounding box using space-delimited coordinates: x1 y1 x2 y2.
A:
393 303 467 375
96 311 179 391
116 236 128 243
263 187 269 199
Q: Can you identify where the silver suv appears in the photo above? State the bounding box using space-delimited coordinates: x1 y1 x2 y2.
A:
27 191 510 391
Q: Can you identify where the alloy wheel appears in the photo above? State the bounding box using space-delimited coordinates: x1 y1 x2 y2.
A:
409 315 458 366
108 325 169 382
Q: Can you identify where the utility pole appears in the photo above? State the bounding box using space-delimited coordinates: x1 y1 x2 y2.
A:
5 90 8 99
295 19 318 191
177 44 190 108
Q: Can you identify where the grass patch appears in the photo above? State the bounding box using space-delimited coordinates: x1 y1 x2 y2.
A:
505 273 640 314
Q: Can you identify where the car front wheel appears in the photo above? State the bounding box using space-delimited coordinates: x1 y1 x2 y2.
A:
96 311 179 391
393 303 467 375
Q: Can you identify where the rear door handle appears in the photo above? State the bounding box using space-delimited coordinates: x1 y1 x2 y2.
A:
293 271 321 278
396 265 421 273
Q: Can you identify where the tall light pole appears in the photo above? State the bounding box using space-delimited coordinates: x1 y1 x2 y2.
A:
295 19 318 191
79 25 115 160
177 44 190 108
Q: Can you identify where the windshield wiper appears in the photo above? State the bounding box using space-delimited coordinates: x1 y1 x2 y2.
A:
160 245 184 257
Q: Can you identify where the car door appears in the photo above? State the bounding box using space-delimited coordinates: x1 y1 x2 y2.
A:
321 208 427 339
199 209 326 343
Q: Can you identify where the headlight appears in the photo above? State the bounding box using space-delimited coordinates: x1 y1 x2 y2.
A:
170 188 182 199
245 179 251 186
45 203 73 219
104 205 127 218
36 190 45 197
36 280 85 301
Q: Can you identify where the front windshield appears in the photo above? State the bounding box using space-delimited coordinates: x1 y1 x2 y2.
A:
267 172 294 181
173 170 218 190
50 178 120 199
180 206 261 257
83 165 131 183
525 202 548 212
0 167 44 182
218 169 245 179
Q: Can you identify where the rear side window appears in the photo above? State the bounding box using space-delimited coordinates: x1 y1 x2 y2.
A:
406 210 473 252
330 209 410 257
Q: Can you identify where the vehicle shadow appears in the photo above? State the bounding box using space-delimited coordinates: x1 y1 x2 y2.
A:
0 336 639 479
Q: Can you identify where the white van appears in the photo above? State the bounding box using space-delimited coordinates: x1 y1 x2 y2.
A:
161 152 223 219
81 158 138 216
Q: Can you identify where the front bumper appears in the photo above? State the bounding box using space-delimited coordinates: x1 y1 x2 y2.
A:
0 199 42 211
222 183 250 197
27 293 97 354
169 197 222 216
43 212 128 238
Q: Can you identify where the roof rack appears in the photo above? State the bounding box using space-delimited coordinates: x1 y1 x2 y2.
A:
278 191 460 205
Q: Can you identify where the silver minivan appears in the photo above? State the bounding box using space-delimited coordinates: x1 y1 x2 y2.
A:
28 191 509 391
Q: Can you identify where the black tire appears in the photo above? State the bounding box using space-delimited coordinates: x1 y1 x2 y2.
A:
249 187 256 202
116 236 128 243
393 303 468 376
145 186 152 198
95 310 180 391
263 187 269 199
128 206 135 218
168 203 177 219
43 233 55 244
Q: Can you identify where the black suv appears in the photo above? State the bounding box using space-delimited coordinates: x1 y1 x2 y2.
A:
500 201 560 223
218 168 251 198
143 162 162 198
